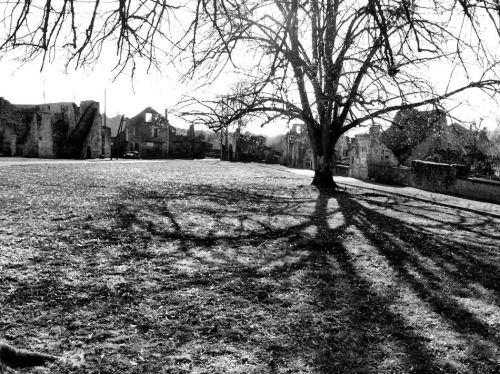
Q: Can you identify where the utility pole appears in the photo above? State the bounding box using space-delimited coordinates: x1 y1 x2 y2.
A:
165 108 170 158
220 127 224 160
225 123 229 160
220 96 227 161
235 119 241 162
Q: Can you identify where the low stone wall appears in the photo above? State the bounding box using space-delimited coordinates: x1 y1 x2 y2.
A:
333 164 349 177
410 161 458 193
369 163 410 186
349 164 368 179
410 160 500 204
452 178 500 204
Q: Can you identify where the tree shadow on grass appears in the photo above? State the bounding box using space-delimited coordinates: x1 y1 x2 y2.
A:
354 192 500 240
307 189 500 373
3 183 499 373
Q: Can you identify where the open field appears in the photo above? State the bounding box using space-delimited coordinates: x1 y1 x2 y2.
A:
0 160 499 373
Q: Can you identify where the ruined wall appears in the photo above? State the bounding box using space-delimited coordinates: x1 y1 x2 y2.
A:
369 140 399 165
349 125 399 180
77 101 102 158
38 112 54 158
102 126 112 157
335 136 350 160
0 132 17 156
0 98 101 158
120 107 211 159
20 114 40 157
349 133 370 179
0 98 15 155
0 98 35 155
126 108 169 158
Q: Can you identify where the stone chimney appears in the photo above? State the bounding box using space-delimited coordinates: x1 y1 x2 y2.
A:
188 124 195 138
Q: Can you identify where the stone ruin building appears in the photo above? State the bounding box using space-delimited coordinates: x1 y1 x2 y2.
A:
204 128 277 162
280 123 350 170
0 97 109 158
349 125 399 179
113 107 213 158
349 107 500 180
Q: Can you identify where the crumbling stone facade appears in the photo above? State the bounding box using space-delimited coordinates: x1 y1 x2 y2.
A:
279 123 349 170
101 126 112 157
114 107 212 158
349 125 399 179
0 97 106 158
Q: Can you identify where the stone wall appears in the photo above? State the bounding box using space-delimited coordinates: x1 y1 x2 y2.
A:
452 178 500 204
409 160 500 204
0 98 102 158
38 112 54 158
333 165 349 177
102 126 112 157
410 161 458 193
349 125 399 179
349 133 370 179
78 101 102 158
369 164 410 186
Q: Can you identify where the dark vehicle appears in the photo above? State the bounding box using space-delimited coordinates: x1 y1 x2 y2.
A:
123 151 141 159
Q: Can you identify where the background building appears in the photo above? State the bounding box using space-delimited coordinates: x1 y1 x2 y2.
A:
113 108 212 158
0 97 106 158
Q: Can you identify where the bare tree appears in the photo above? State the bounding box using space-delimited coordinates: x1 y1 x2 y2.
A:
179 80 256 132
178 80 257 160
2 0 500 187
181 0 500 188
0 0 181 75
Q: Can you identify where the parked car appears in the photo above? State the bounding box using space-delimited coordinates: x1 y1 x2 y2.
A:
124 151 141 159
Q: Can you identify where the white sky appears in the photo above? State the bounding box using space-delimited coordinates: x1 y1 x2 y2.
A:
0 5 498 137
1 56 496 136
0 56 292 136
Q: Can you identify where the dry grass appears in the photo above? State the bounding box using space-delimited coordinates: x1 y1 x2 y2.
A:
0 159 499 373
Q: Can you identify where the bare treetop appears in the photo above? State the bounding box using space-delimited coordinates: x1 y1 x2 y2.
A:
180 0 500 187
0 0 183 75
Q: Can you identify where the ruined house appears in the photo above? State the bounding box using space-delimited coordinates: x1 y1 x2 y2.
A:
349 109 448 180
203 128 275 162
381 108 499 165
232 132 269 162
113 107 212 158
0 97 108 158
349 125 399 179
348 108 500 181
349 108 449 181
280 123 349 170
282 124 314 169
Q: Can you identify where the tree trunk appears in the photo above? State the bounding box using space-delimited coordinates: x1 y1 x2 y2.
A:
311 156 339 189
309 128 339 189
311 168 338 188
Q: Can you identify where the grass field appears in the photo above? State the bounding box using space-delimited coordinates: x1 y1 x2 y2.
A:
0 159 499 373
